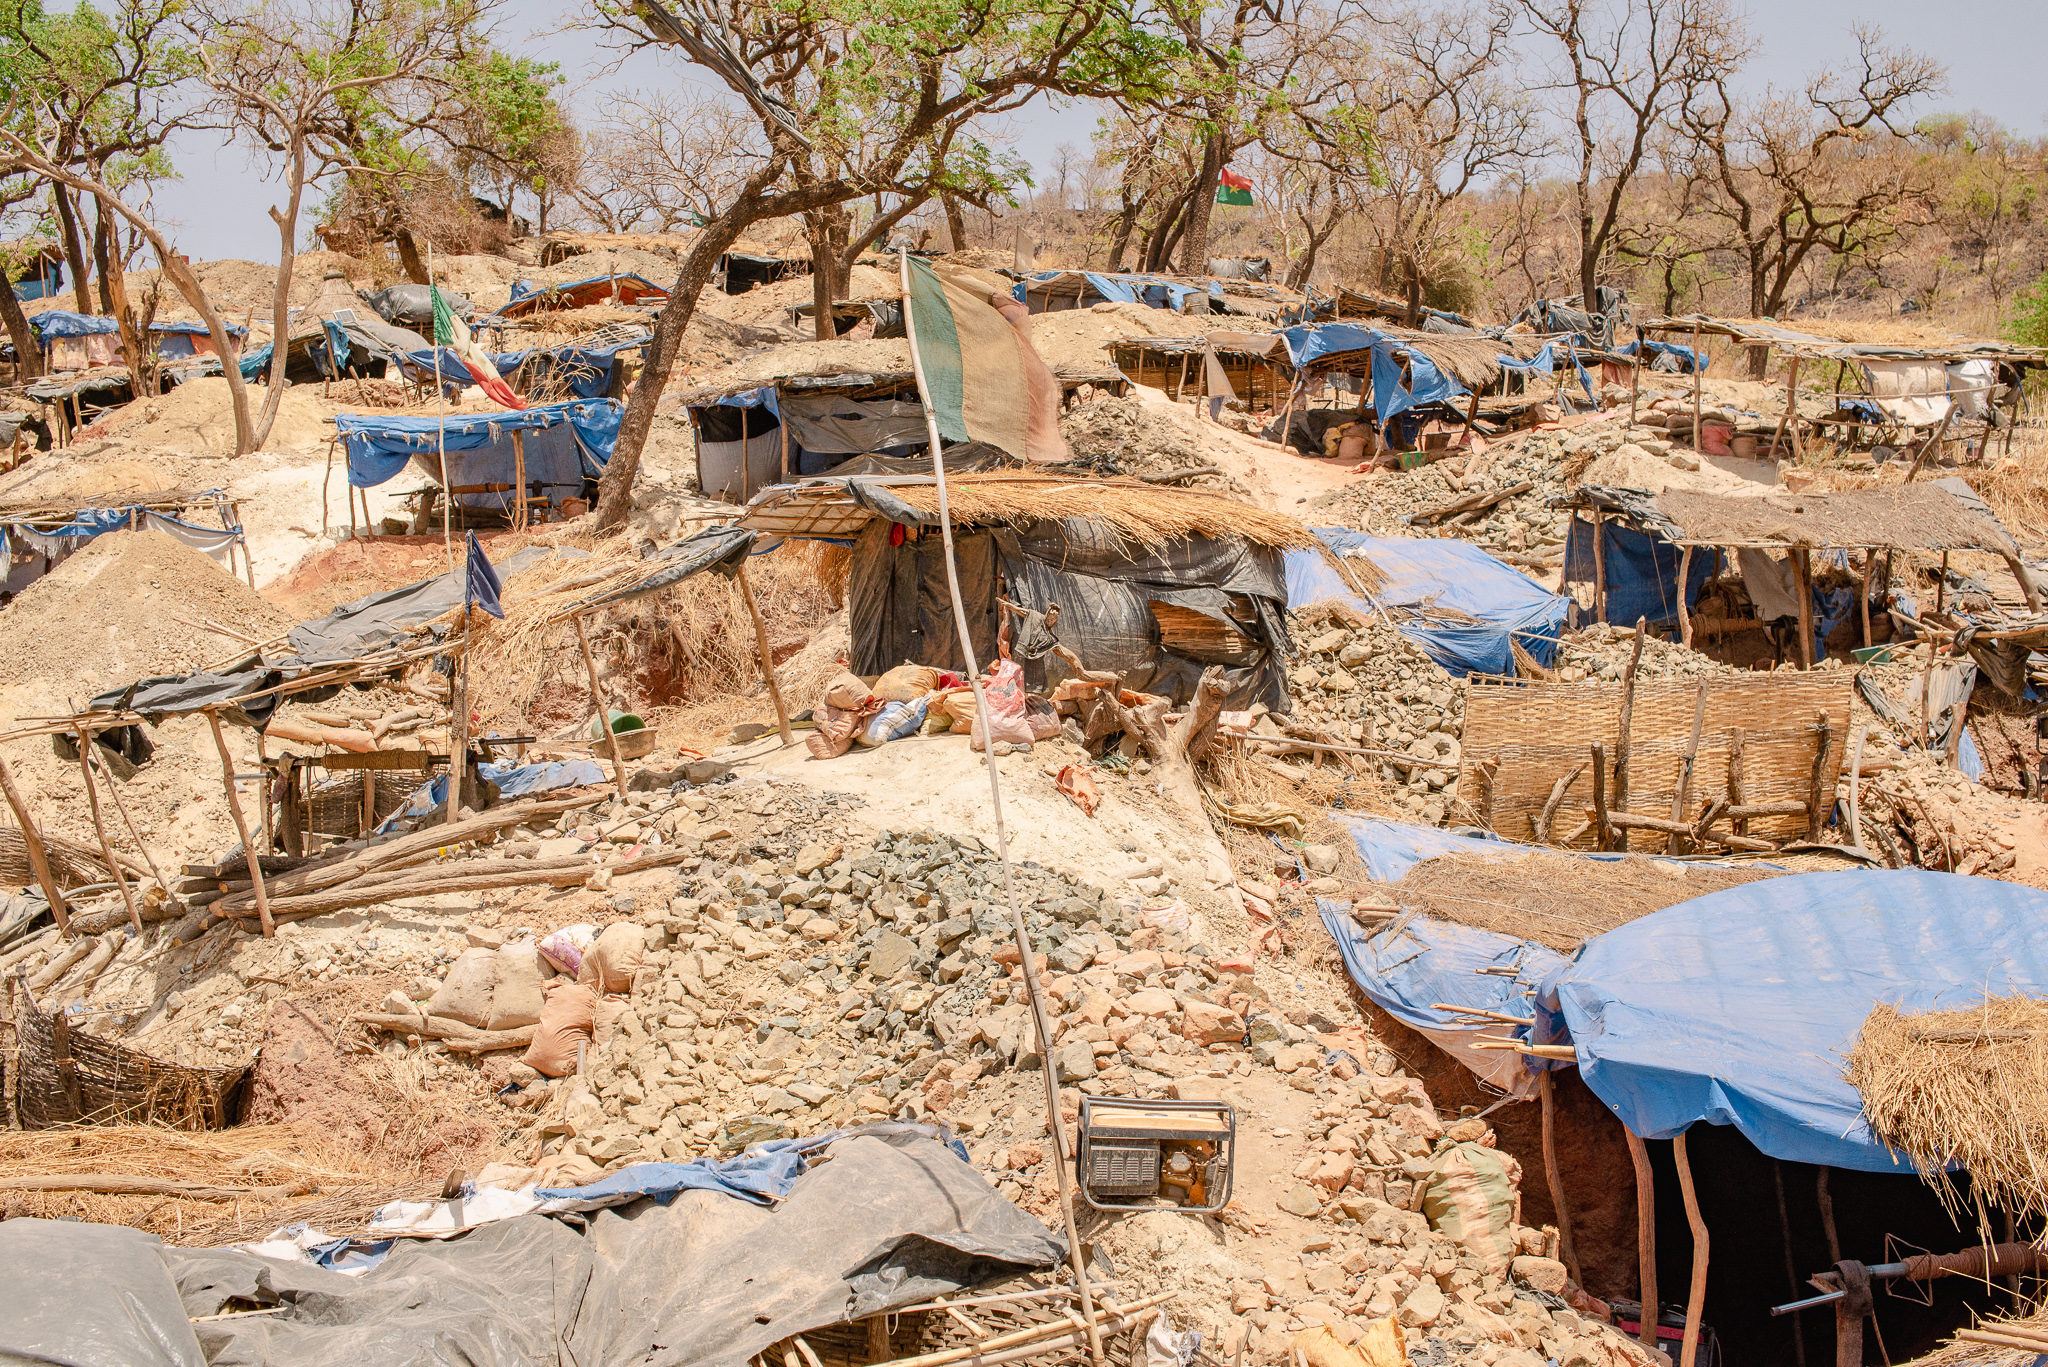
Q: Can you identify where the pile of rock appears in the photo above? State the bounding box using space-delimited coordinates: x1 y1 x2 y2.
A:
1279 613 1469 823
1549 622 1742 685
1865 750 2029 878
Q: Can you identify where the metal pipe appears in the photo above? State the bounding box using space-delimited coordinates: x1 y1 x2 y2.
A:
1770 1244 2048 1315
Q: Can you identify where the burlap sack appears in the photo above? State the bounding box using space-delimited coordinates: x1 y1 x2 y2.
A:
872 663 940 701
521 980 599 1078
577 921 646 995
485 940 546 1031
425 948 498 1029
1420 1140 1523 1272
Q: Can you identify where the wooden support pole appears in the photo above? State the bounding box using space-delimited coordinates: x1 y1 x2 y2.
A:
73 727 141 936
1859 552 1873 648
1793 549 1814 669
511 432 527 530
1611 619 1646 850
0 756 69 932
1624 1125 1659 1351
1936 550 1948 614
445 624 468 827
1590 742 1612 851
1919 637 1936 755
778 411 791 485
1674 1132 1710 1367
1539 1070 1583 1288
85 743 167 896
1591 513 1608 624
1535 762 1586 846
1809 709 1834 842
206 710 273 937
1846 724 1868 853
1676 545 1694 649
735 560 794 746
1771 354 1802 460
1668 683 1709 854
1690 325 1704 451
573 612 631 801
2001 553 2041 613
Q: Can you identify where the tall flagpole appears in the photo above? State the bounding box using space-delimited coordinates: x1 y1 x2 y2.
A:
899 247 1106 1365
428 241 452 572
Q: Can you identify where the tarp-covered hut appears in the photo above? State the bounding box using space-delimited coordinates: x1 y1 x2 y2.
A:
739 472 1317 708
333 399 620 521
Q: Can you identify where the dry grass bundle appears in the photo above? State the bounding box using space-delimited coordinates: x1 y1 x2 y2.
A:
1387 849 1781 952
0 1120 435 1247
1201 741 1396 861
1847 994 2048 1223
1971 429 2048 543
882 473 1319 551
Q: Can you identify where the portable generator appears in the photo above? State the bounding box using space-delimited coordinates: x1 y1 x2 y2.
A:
1075 1096 1235 1213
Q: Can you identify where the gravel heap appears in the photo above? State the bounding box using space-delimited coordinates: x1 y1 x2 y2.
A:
1280 613 1470 824
1863 750 2031 878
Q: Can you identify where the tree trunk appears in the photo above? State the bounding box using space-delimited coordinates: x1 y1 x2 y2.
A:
0 269 43 380
595 165 788 531
250 135 308 451
1177 131 1223 275
51 184 91 313
807 210 836 340
1403 252 1424 326
91 202 114 315
942 190 968 251
393 226 429 285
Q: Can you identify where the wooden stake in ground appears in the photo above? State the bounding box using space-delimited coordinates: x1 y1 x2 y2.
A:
1808 709 1834 842
205 709 273 937
1667 683 1709 855
72 726 141 936
0 756 69 932
735 560 794 746
445 629 469 827
1771 353 1802 459
1590 513 1607 624
1590 742 1612 850
1727 727 1748 838
573 612 631 801
1690 325 1704 451
1675 546 1694 648
1610 619 1646 851
1624 1125 1659 1351
1792 549 1814 669
1673 1131 1710 1367
1539 1071 1582 1287
83 741 168 901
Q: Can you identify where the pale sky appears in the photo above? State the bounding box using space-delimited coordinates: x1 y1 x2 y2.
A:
145 0 2048 265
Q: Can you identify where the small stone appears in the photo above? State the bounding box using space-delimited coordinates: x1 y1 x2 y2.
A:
465 927 506 949
1055 1041 1099 1082
868 930 919 978
1275 1184 1323 1218
1397 1279 1445 1327
1510 1255 1569 1296
1301 844 1342 875
535 837 584 861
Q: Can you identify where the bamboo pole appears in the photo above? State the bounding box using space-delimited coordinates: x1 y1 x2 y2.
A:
72 726 141 936
1540 1070 1583 1288
1676 545 1693 648
1667 683 1708 854
1673 1132 1709 1367
511 431 527 531
205 709 273 937
1624 1125 1659 1351
1771 354 1802 460
735 561 794 746
902 245 1105 1366
1591 742 1612 851
573 612 631 801
0 756 69 932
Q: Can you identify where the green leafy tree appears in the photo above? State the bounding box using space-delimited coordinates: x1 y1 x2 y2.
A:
2007 271 2048 351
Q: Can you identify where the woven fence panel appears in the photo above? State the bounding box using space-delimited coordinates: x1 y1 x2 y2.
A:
1458 673 1853 848
12 983 249 1130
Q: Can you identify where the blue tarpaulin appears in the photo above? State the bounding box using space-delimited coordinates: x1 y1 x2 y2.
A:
28 312 245 344
335 399 622 506
1286 529 1570 676
1013 270 1217 312
1620 339 1708 374
1337 815 1529 883
1529 869 2048 1170
1498 341 1597 406
1278 325 1471 422
1564 517 1718 628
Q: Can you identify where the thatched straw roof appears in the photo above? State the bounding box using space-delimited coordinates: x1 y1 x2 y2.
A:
1847 994 2048 1223
1645 314 2048 363
1565 484 2022 556
742 471 1319 552
1383 849 1782 952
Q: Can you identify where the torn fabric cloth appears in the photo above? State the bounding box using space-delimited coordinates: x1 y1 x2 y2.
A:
1861 360 1951 426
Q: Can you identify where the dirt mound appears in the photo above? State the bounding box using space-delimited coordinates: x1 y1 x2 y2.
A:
86 377 335 454
1027 300 1227 371
0 528 296 700
266 533 484 620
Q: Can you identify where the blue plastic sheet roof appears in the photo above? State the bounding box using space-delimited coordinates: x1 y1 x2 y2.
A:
28 311 244 342
1285 528 1569 676
1528 869 2048 1170
1013 270 1218 312
334 398 622 489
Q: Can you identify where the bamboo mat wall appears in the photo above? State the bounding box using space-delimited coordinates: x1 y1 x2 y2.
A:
1457 673 1853 847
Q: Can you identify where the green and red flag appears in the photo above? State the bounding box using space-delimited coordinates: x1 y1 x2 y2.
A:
1216 167 1254 207
432 285 525 410
902 255 1068 462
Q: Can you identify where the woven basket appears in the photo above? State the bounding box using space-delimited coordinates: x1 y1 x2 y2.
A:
11 981 250 1130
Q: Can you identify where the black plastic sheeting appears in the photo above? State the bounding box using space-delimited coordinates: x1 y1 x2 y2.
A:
847 519 999 676
1512 286 1632 351
566 525 753 614
0 1133 1065 1367
0 1219 207 1366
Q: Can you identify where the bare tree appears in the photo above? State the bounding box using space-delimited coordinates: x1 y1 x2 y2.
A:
575 89 756 232
191 0 482 449
1517 0 1749 305
1680 26 1942 372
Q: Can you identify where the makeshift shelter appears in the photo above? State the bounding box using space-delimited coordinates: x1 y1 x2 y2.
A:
1333 286 1477 333
333 398 620 524
1106 332 1294 408
679 340 1123 503
0 488 252 597
5 242 65 301
536 229 695 267
717 248 808 294
1013 269 1325 323
740 472 1314 708
1321 858 2048 1366
1272 322 1569 450
1284 528 1570 676
1554 481 2038 665
1639 314 2048 459
494 271 668 319
27 311 247 371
